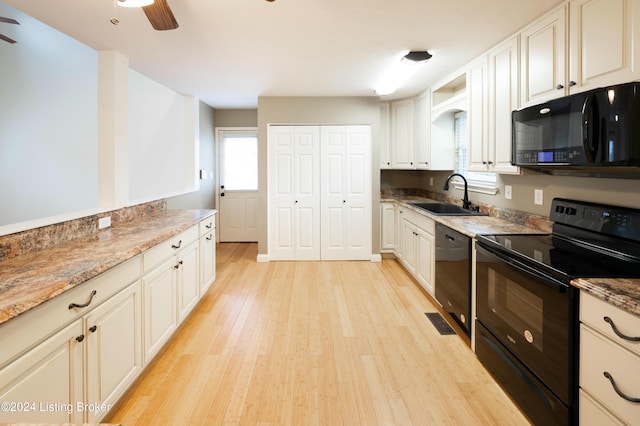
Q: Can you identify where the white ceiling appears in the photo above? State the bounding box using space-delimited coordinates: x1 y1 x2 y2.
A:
3 0 563 108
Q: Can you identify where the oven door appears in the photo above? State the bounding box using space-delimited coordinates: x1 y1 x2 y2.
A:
475 242 576 404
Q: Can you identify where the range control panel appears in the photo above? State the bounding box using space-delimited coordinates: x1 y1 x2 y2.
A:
550 198 640 241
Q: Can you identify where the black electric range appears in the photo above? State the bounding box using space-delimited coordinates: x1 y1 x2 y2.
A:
476 198 640 284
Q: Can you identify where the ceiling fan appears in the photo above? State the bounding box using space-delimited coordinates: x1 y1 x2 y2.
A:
117 0 178 31
0 16 19 44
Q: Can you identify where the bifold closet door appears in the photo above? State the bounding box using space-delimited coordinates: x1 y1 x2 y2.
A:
321 125 371 260
268 126 321 260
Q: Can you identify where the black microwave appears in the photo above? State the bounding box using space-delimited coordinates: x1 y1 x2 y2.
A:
512 82 640 171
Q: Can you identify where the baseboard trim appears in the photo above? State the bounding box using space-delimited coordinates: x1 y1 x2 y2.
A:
256 254 270 263
370 254 382 263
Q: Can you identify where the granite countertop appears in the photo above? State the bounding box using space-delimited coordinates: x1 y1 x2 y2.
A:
386 196 548 237
572 278 640 317
0 209 216 326
383 196 640 317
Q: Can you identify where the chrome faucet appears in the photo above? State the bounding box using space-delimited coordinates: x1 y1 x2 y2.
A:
444 173 471 210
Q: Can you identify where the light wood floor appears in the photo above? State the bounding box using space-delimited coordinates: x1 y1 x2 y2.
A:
105 243 530 425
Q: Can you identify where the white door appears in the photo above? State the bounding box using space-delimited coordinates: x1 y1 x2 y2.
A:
268 126 321 260
217 128 259 242
321 125 371 260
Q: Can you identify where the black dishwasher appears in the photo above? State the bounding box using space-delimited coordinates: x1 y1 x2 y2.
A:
435 223 471 336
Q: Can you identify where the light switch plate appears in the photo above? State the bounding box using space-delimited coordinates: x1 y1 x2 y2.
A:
505 185 512 200
534 189 544 205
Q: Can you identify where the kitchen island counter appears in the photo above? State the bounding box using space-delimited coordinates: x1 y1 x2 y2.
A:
0 209 216 326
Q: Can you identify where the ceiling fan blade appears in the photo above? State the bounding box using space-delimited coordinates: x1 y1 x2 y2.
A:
0 17 19 25
142 0 178 31
0 33 17 44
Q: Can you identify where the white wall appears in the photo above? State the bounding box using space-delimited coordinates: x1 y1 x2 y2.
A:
0 3 199 234
0 3 98 226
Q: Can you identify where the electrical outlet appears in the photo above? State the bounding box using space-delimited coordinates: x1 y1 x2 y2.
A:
429 177 434 186
534 189 544 205
505 185 512 200
98 216 111 229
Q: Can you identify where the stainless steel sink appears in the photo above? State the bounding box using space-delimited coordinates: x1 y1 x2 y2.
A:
409 202 487 216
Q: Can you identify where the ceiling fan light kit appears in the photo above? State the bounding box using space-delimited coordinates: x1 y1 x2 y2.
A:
117 0 155 7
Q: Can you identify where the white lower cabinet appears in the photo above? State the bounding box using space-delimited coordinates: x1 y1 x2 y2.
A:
0 320 84 423
84 281 142 423
199 217 217 294
380 202 395 253
397 207 435 296
0 215 216 423
143 257 178 363
579 291 640 425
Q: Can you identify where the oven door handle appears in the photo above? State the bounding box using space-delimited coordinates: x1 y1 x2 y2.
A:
478 244 568 293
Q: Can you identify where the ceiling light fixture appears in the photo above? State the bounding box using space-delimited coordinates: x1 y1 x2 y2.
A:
117 0 155 7
401 51 433 64
374 50 432 96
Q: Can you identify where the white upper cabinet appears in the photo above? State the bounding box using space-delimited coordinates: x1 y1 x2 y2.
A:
520 5 567 107
569 0 640 92
487 36 520 174
467 38 520 175
521 0 640 107
379 103 392 169
390 99 415 169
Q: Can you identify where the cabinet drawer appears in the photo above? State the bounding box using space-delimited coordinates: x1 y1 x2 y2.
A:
143 225 198 273
402 207 435 235
580 325 640 425
199 217 215 238
0 256 140 368
580 292 640 357
579 389 625 426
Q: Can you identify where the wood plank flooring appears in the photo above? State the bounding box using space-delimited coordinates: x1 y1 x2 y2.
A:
105 243 530 425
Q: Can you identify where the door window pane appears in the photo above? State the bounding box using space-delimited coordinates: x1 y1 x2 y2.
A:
220 133 258 191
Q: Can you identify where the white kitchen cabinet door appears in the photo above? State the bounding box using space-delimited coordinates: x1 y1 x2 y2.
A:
0 320 83 424
569 0 640 93
269 126 321 261
379 103 392 169
401 219 418 276
413 90 431 170
488 35 520 174
467 56 489 173
390 99 415 169
176 241 199 323
415 226 435 296
85 281 142 423
380 203 395 252
143 257 177 363
200 231 216 294
321 126 371 260
520 5 567 107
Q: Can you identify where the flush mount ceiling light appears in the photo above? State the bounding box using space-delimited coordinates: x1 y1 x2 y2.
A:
374 50 433 96
117 0 155 7
401 51 433 64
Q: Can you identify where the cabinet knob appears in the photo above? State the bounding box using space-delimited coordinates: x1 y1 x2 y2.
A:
89 325 97 333
568 80 576 87
487 161 493 165
171 240 182 249
174 260 184 269
482 161 487 165
556 84 564 90
76 334 85 343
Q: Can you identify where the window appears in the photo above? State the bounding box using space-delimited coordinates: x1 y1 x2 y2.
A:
218 130 258 191
453 111 497 193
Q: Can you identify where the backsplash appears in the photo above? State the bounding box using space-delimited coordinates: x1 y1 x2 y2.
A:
381 188 553 232
0 200 167 262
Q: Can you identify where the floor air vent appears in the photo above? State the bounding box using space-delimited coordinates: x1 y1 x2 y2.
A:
425 312 456 335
